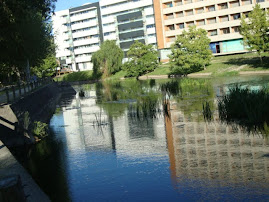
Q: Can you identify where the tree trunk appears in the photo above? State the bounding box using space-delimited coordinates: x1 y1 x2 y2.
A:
258 52 263 65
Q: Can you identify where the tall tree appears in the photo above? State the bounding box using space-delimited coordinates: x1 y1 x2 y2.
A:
91 40 124 78
123 41 158 79
0 0 56 81
240 4 269 63
169 26 212 76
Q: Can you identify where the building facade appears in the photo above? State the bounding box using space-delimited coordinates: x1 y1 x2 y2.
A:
53 0 157 71
52 3 103 71
153 0 269 61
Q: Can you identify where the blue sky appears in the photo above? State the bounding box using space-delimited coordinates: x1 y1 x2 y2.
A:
55 0 98 11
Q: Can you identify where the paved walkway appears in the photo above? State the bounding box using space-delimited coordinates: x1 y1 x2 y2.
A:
0 141 50 201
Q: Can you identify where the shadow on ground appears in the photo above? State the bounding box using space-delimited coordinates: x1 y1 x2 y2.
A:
224 56 269 69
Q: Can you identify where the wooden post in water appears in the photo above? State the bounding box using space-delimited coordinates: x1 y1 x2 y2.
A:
5 88 9 103
12 86 15 101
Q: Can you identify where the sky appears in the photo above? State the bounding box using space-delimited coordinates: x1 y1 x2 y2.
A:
55 0 98 11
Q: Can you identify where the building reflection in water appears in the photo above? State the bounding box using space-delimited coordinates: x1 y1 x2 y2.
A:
62 89 168 158
165 99 269 190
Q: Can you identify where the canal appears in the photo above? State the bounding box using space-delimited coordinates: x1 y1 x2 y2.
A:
22 76 269 201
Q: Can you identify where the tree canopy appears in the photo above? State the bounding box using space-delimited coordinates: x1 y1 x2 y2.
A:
123 41 158 79
0 0 56 82
169 26 212 76
240 4 269 62
91 40 124 78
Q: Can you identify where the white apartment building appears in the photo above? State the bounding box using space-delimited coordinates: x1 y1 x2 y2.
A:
100 0 158 55
52 3 103 71
153 0 269 61
53 0 158 71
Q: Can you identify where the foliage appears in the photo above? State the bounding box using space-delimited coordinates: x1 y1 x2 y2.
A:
0 0 56 81
55 70 100 82
218 85 269 137
91 40 124 78
32 121 48 138
123 41 158 78
32 55 58 78
240 4 269 62
169 26 212 76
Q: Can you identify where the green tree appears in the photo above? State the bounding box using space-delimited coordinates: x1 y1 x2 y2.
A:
0 0 56 81
169 26 212 76
240 4 269 63
123 41 158 79
91 40 124 78
32 55 58 78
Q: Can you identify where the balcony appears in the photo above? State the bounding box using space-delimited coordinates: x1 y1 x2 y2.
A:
70 11 97 23
74 46 100 55
73 37 99 47
71 20 98 31
72 29 99 39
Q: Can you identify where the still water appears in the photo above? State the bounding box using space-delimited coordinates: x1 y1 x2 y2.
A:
24 76 269 201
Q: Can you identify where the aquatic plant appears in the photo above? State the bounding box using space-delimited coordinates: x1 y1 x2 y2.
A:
202 101 213 122
32 121 48 138
218 85 269 137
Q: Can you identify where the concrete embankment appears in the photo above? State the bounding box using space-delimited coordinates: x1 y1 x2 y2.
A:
0 140 50 201
0 82 76 147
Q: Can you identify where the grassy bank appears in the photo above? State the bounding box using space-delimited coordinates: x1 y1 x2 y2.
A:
55 70 99 82
55 52 269 82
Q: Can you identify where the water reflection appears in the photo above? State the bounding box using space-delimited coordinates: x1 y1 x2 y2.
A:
23 77 269 201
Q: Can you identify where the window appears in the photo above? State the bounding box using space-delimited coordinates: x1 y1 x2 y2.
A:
146 24 155 29
232 13 240 20
243 11 250 17
242 0 251 5
230 1 240 8
257 0 265 2
218 3 228 10
186 21 194 27
221 28 230 34
178 23 185 29
185 9 193 16
184 0 192 4
167 36 176 42
219 15 229 22
174 0 183 6
167 25 175 30
176 12 184 17
232 26 240 33
207 18 216 24
165 14 174 19
207 5 215 12
196 20 205 26
195 7 204 14
208 30 217 36
165 2 173 8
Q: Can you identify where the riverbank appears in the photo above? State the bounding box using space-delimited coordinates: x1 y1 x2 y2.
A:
54 53 269 82
0 140 49 201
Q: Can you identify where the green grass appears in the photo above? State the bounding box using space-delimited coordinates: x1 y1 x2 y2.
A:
54 70 99 82
107 70 127 80
146 64 171 76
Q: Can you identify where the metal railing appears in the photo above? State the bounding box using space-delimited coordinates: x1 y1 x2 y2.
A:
0 78 53 104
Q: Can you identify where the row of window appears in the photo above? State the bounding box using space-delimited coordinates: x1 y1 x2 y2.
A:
70 9 96 17
70 18 97 25
164 0 265 8
101 0 141 9
120 35 145 42
75 53 92 58
104 31 116 36
74 43 100 50
102 5 152 18
165 12 247 31
73 35 99 41
166 26 240 42
71 26 98 33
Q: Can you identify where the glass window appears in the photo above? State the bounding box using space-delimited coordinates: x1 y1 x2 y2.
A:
185 9 194 16
207 5 215 12
178 23 185 29
221 28 230 34
208 30 217 36
207 18 216 24
218 3 228 10
219 15 229 22
230 1 240 8
196 20 205 26
232 13 241 20
196 7 204 14
176 12 184 18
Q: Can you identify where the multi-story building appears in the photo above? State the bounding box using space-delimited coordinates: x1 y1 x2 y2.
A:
100 0 158 57
153 0 269 61
53 0 158 70
52 3 103 71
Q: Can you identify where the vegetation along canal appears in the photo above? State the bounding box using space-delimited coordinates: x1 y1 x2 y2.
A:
21 76 269 201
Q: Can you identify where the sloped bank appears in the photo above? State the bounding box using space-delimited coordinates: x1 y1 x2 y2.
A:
0 82 76 147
